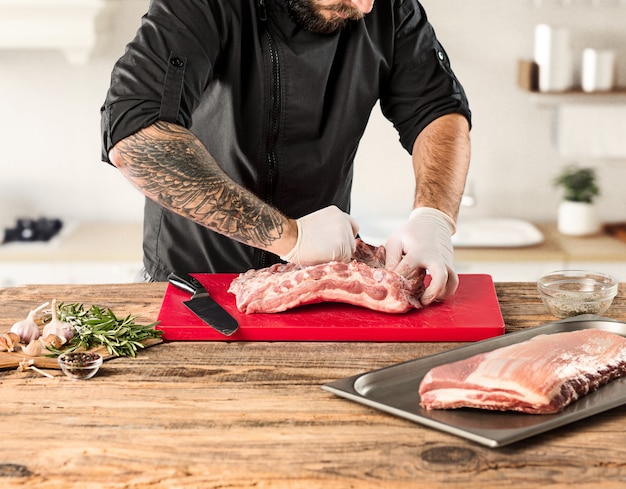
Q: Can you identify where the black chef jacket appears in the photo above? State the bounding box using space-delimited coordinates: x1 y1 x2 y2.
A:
100 0 471 281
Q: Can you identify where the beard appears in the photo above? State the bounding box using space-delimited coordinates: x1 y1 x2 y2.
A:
285 0 363 35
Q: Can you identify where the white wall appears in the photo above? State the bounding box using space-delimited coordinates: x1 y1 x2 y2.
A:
353 0 626 240
0 1 148 227
0 0 624 235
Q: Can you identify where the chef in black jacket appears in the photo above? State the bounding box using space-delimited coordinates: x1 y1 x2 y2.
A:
100 0 471 305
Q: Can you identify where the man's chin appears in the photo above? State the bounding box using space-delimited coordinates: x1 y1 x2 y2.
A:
286 0 353 35
306 19 348 35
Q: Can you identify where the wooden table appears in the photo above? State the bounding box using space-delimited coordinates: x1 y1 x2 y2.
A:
1 282 625 488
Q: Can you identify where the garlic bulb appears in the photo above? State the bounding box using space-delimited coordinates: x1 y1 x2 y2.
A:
41 299 74 345
10 301 49 344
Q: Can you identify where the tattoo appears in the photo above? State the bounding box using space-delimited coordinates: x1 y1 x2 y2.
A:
112 121 285 248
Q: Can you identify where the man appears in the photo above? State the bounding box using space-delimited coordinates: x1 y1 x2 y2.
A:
101 0 471 305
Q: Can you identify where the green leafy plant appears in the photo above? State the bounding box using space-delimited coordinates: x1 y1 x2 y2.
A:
554 165 600 204
45 302 162 357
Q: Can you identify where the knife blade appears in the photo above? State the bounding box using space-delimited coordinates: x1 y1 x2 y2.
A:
167 272 239 336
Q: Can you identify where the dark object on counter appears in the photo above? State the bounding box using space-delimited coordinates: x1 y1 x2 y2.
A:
605 223 626 244
2 217 63 243
167 272 239 336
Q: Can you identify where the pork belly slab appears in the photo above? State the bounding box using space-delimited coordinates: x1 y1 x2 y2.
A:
228 240 426 314
229 261 425 314
419 329 626 414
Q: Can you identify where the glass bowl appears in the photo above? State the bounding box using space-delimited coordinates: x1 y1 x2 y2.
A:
58 352 103 380
537 270 618 319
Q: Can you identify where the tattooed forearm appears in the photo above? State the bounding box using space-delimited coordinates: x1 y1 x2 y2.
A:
109 121 291 250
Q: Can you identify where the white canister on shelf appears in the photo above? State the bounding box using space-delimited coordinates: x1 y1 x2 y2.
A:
581 49 616 93
534 24 573 93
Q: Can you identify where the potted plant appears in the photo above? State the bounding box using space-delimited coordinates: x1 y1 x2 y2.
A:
554 165 601 236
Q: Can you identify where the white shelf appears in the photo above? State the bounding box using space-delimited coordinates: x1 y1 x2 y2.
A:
528 89 626 106
0 0 106 65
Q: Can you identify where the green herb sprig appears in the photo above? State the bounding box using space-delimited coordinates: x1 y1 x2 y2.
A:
46 303 162 357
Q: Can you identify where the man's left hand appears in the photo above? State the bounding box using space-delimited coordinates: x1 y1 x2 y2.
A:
384 207 458 305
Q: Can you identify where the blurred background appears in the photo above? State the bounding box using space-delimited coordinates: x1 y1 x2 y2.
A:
1 0 625 285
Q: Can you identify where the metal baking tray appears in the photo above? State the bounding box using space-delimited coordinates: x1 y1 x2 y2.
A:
322 316 626 448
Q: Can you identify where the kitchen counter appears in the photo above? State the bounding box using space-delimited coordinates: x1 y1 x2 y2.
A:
1 281 626 488
455 223 626 281
2 222 626 284
3 221 625 263
0 222 144 286
0 222 143 262
455 223 626 263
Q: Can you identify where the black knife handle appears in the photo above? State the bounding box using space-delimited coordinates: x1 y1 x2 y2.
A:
167 272 207 296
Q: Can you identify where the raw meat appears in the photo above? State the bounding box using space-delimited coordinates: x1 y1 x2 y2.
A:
419 329 626 414
228 239 426 314
351 239 387 268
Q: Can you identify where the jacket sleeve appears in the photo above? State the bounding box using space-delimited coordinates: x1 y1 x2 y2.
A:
100 0 228 163
379 0 471 153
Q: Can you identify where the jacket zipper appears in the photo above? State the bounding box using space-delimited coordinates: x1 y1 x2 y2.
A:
257 0 281 269
265 33 280 206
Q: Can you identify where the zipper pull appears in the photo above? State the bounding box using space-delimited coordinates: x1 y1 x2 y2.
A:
258 0 267 21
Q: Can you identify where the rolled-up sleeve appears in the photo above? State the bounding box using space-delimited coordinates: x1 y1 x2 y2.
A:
380 0 471 153
100 0 225 163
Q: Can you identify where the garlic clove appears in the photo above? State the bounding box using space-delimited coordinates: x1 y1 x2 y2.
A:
0 332 20 352
21 338 44 357
44 334 65 349
7 332 19 343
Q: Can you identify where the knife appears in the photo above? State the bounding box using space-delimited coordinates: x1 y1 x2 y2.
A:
167 272 239 336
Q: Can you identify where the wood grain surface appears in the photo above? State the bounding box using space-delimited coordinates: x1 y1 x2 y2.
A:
0 282 625 489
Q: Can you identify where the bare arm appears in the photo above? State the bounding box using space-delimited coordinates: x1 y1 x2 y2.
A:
412 113 471 221
108 121 297 256
385 113 470 303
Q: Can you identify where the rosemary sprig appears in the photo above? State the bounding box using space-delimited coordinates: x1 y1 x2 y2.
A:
46 302 162 357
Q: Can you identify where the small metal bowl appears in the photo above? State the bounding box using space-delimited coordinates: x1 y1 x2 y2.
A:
537 270 618 319
57 352 103 380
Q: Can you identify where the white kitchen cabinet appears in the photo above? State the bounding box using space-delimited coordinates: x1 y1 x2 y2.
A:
0 0 106 65
528 90 626 158
0 261 143 287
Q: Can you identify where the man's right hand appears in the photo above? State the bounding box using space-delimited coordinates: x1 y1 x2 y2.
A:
280 206 359 266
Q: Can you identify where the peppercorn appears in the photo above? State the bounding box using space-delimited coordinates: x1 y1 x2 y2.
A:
58 352 103 380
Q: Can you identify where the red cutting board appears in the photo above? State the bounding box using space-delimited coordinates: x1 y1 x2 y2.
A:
156 273 504 342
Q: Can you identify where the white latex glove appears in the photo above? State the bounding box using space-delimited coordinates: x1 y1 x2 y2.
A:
280 205 359 266
385 207 457 305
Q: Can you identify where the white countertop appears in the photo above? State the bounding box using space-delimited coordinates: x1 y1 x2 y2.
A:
2 221 626 264
454 223 626 263
0 221 143 263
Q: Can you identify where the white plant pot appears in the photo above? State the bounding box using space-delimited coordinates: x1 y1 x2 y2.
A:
557 201 600 236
